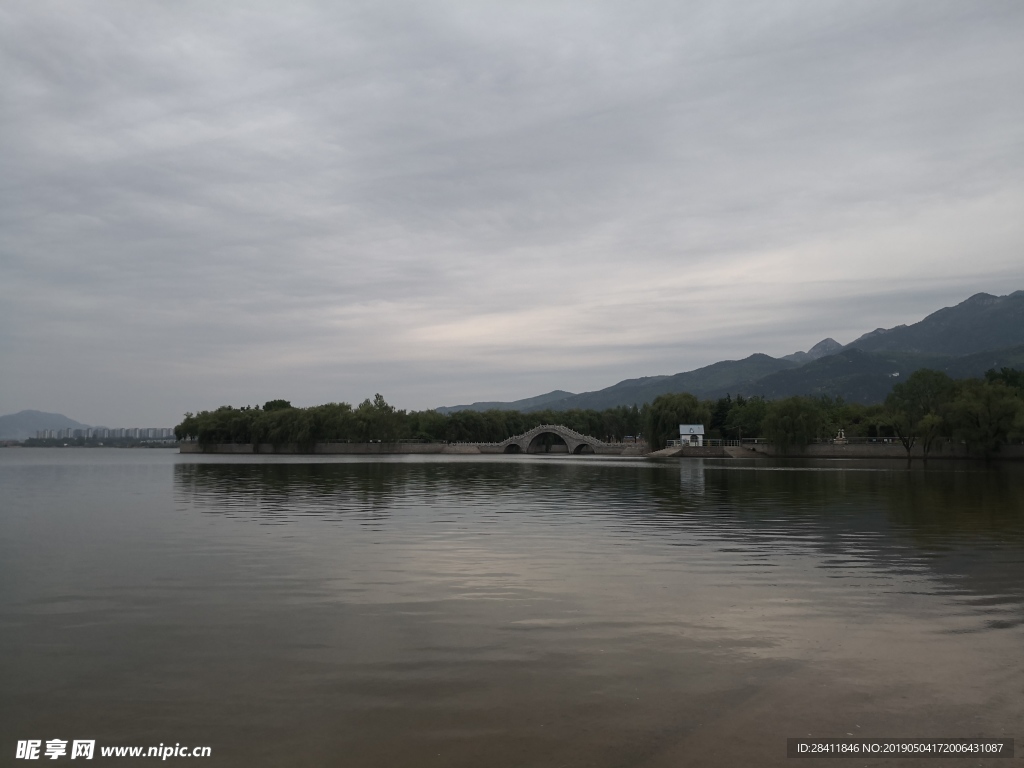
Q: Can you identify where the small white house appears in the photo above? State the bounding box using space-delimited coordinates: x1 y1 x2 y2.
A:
679 424 705 447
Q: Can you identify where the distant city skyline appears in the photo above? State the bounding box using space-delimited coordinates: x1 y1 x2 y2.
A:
35 427 175 440
3 2 1022 426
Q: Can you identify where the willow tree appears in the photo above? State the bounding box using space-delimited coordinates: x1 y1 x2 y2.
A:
884 369 955 462
644 393 711 450
946 379 1022 459
762 397 826 455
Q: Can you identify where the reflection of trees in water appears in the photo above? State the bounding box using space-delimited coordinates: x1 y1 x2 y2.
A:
174 460 703 524
654 461 1024 619
174 462 407 518
878 467 1024 535
686 461 1024 546
175 459 1024 543
174 459 1024 608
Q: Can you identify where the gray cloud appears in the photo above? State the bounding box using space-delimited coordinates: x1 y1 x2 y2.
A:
2 0 1023 423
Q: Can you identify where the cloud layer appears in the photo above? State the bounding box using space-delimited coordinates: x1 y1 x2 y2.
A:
2 1 1023 424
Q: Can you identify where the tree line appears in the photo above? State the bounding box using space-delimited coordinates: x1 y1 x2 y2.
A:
175 368 1024 457
641 367 1023 458
174 395 647 449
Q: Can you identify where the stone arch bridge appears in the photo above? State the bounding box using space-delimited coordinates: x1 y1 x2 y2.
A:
494 424 616 455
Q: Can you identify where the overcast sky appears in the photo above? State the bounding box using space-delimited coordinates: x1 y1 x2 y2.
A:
2 1 1022 426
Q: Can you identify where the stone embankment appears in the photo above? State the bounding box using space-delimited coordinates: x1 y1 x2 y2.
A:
649 446 732 458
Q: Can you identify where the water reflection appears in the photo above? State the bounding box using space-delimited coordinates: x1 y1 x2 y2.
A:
173 459 1024 628
169 458 1024 764
3 452 1022 768
678 458 706 496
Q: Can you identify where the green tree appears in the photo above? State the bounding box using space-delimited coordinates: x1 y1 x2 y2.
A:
762 397 826 454
985 367 1024 393
946 379 1022 458
263 399 293 412
644 393 711 450
709 395 732 439
884 369 955 461
355 394 403 442
724 395 767 440
837 402 886 438
174 412 198 441
407 409 447 441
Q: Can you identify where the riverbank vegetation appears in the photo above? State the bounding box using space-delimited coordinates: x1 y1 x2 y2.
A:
174 394 647 450
175 368 1024 457
628 368 1022 456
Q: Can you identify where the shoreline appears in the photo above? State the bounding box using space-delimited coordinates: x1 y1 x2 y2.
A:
179 442 648 456
178 442 1024 461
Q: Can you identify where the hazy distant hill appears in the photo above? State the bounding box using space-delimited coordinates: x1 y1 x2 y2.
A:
435 290 1024 412
437 390 575 414
523 354 797 412
0 410 88 441
846 291 1024 357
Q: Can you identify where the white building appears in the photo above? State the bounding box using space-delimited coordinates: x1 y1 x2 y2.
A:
679 424 705 447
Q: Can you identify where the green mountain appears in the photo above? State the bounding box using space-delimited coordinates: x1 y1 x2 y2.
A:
434 290 1024 412
0 410 89 441
935 343 1024 379
724 343 1024 404
728 348 937 403
522 354 797 412
847 291 1024 356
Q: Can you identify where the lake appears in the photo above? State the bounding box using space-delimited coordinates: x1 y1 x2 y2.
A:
1 449 1022 766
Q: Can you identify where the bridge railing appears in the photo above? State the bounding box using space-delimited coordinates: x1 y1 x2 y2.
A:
498 424 607 446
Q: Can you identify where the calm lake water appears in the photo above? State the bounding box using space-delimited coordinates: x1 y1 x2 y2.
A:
2 449 1023 766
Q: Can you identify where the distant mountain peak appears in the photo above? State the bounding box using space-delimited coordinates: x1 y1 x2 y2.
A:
808 338 842 356
847 290 1024 357
963 292 998 305
782 337 843 364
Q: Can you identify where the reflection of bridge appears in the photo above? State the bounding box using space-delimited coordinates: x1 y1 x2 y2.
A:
476 424 631 455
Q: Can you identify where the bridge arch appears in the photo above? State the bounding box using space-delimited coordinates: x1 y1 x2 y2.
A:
526 430 570 454
497 424 608 455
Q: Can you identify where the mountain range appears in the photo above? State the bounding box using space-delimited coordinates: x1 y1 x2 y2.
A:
437 290 1024 411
